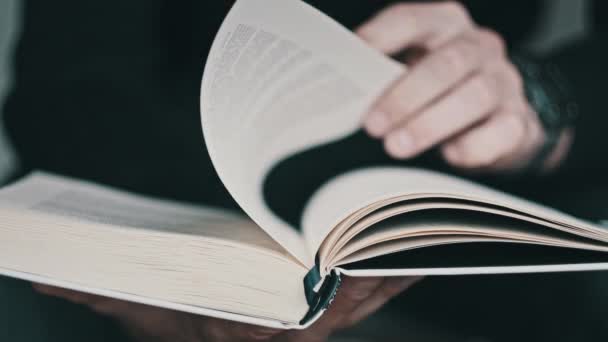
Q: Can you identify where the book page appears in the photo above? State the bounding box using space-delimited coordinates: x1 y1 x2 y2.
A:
200 0 403 265
331 210 608 266
321 199 608 269
302 167 606 254
0 172 292 257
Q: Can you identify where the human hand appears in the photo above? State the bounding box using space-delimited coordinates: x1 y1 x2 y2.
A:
359 2 570 172
34 276 420 342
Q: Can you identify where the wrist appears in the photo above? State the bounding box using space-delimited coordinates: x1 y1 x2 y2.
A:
510 53 578 173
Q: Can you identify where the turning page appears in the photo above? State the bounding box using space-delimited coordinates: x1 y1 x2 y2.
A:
200 0 404 264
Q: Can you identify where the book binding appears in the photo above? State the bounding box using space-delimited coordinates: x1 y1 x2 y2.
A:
300 265 342 325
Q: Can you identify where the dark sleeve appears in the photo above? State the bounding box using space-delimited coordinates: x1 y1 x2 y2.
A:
543 0 608 181
463 0 543 47
2 0 236 207
465 0 607 182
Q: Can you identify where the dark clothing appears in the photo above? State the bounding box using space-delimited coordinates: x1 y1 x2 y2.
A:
5 1 607 208
2 1 608 341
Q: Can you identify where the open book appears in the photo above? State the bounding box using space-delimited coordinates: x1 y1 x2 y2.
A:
2 0 608 330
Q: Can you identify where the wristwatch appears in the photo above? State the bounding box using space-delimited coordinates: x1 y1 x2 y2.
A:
510 53 579 172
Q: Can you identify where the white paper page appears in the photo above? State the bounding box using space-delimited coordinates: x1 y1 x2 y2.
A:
200 0 404 264
302 167 606 254
0 172 290 255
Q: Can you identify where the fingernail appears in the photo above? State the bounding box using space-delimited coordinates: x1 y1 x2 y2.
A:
364 111 390 137
386 130 416 158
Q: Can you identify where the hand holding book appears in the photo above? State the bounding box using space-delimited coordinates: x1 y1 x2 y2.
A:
2 0 606 335
33 277 420 342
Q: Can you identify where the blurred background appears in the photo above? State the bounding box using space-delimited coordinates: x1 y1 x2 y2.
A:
0 0 19 182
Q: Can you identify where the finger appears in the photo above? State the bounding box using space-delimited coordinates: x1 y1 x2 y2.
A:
356 2 473 54
33 284 171 330
199 317 282 342
32 284 94 305
384 71 502 159
364 29 505 137
33 284 130 314
441 109 528 169
483 109 546 171
284 277 384 342
322 276 384 322
341 276 422 328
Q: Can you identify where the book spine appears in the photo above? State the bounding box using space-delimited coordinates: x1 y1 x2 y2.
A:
299 265 342 325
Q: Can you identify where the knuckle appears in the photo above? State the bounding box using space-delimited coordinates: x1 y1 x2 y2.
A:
434 44 472 75
468 74 498 110
504 113 527 141
504 62 524 91
477 29 506 55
